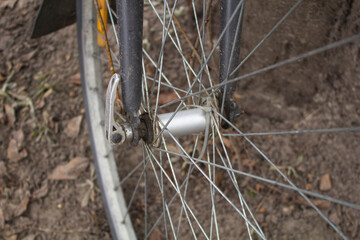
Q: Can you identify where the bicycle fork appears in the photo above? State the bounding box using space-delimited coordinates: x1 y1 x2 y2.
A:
108 0 244 145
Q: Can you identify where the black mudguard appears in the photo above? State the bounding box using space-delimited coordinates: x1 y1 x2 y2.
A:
31 0 76 38
31 0 117 38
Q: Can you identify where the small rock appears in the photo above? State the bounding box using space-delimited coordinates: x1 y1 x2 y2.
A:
282 205 294 215
64 115 82 138
319 173 332 191
48 157 89 180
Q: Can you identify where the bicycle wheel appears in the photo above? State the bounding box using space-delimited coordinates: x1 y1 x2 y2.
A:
77 0 360 239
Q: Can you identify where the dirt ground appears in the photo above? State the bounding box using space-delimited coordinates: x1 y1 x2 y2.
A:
0 0 359 240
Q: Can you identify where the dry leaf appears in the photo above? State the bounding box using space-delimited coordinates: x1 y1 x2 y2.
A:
48 157 89 180
0 109 5 125
14 191 30 217
145 63 156 78
215 172 223 186
81 190 91 208
0 162 6 177
305 183 312 190
257 207 266 213
69 73 81 85
242 160 256 168
43 88 53 98
255 183 264 192
295 196 330 209
156 91 180 105
148 228 162 240
35 98 45 109
22 50 37 62
7 139 27 162
319 173 332 191
22 235 35 240
4 104 15 127
6 235 17 240
32 181 49 199
221 136 231 149
0 0 17 9
12 129 24 144
0 207 4 229
64 115 82 138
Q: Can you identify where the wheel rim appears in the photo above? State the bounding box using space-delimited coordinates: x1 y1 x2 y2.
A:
79 0 360 239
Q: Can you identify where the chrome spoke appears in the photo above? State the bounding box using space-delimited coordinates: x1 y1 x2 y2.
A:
154 147 360 211
223 127 360 137
213 110 351 239
160 34 360 109
230 0 304 76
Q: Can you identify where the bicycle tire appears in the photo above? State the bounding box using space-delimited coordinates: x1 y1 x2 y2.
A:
77 0 360 239
76 0 137 239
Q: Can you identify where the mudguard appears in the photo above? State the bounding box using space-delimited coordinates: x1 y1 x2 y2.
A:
31 0 76 38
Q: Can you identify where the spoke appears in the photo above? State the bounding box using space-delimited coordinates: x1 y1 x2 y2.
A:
142 57 150 111
230 0 304 76
146 145 210 239
146 0 208 93
223 127 360 137
105 0 119 48
211 123 220 239
212 117 263 239
164 2 196 105
143 146 148 236
147 0 179 107
122 154 151 221
160 34 360 109
161 137 199 239
143 49 189 96
192 0 216 104
146 76 187 94
159 150 169 239
92 24 120 66
145 147 178 239
146 162 196 239
118 159 144 186
152 0 246 142
164 131 266 239
213 110 350 239
92 54 120 67
154 147 360 211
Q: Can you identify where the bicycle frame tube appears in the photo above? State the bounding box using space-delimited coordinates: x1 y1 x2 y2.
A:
116 0 144 118
219 0 244 128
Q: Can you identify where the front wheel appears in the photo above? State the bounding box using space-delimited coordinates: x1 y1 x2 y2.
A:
77 0 360 239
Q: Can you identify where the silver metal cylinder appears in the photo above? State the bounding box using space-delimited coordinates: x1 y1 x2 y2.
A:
158 108 207 137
